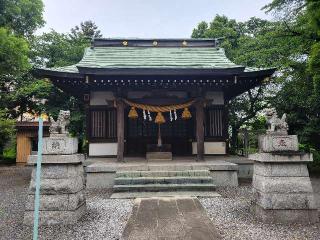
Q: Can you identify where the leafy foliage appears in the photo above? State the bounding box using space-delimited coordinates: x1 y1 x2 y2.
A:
0 27 29 77
29 21 103 150
0 0 44 36
192 7 320 161
192 16 283 149
192 2 320 170
0 110 15 157
70 20 102 40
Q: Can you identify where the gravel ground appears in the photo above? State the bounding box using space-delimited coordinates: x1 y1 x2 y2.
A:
0 166 133 240
1 165 320 240
200 179 320 240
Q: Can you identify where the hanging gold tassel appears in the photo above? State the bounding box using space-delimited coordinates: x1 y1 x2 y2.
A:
182 107 192 120
155 112 166 124
128 107 138 119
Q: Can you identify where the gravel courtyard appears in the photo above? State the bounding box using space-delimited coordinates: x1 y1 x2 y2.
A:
0 165 319 240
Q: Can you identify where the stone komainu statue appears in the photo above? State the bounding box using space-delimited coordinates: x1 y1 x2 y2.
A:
49 110 70 135
264 108 288 135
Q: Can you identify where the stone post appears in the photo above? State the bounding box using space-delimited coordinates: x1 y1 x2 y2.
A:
24 111 86 225
249 109 318 224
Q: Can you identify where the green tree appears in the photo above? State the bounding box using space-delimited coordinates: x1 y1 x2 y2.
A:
0 27 29 76
192 16 284 150
70 20 102 40
0 0 44 158
0 27 30 113
29 21 102 146
0 0 44 36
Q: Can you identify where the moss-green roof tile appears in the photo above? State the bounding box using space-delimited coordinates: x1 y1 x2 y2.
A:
76 47 242 69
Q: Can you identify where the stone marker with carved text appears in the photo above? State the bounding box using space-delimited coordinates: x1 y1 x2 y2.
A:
24 110 86 225
249 108 318 224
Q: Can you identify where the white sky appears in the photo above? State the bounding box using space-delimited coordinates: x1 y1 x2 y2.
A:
39 0 272 38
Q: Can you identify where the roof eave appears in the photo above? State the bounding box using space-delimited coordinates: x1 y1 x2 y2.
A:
76 66 246 76
34 68 83 79
241 68 277 78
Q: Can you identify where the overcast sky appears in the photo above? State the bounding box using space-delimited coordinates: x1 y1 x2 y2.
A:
39 0 272 38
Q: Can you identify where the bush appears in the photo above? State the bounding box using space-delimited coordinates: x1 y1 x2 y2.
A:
300 143 320 174
0 110 15 159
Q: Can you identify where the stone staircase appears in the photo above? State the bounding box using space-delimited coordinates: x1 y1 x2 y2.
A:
111 170 220 198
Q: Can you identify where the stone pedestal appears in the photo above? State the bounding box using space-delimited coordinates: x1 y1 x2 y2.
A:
24 136 86 226
146 152 173 161
42 134 78 155
249 134 319 224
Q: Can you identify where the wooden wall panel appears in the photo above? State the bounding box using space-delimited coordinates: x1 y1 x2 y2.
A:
16 131 32 165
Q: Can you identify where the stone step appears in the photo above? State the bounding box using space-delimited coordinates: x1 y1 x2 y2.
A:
113 183 216 192
116 170 210 178
110 191 221 199
114 176 213 185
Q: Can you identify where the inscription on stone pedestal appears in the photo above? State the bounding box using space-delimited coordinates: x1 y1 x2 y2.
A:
47 139 64 152
259 135 298 153
271 136 294 151
43 136 78 155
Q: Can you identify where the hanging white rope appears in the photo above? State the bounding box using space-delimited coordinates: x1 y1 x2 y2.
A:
174 109 177 120
169 110 173 121
148 110 152 121
143 109 147 120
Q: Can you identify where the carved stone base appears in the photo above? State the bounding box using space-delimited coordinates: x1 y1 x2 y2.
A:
28 154 84 165
24 203 86 226
43 135 78 155
253 205 319 224
24 154 86 226
250 154 319 224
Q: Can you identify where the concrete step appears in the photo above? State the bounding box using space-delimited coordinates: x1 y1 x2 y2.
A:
113 183 216 192
114 176 213 185
110 191 221 199
116 170 210 178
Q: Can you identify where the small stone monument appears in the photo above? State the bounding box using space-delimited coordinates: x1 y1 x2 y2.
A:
249 108 319 224
24 110 86 225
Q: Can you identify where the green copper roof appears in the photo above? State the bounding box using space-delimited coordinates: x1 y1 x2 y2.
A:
49 64 78 73
75 47 242 69
38 38 275 76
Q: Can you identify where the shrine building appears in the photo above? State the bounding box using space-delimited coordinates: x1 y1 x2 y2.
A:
36 38 275 161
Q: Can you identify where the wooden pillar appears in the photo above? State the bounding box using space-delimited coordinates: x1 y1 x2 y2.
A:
84 103 90 156
196 98 205 161
116 98 125 162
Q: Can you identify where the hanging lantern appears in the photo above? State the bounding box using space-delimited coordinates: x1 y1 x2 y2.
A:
155 112 166 124
182 107 192 120
128 107 138 119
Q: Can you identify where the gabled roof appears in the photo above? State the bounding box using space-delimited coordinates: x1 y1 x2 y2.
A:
77 47 242 69
36 38 276 77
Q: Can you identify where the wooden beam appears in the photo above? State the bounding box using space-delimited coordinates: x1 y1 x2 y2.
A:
196 98 205 161
116 98 125 162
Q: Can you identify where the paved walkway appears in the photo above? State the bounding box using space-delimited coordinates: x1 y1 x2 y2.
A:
121 197 221 240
